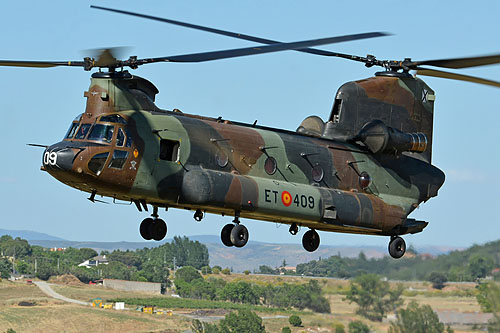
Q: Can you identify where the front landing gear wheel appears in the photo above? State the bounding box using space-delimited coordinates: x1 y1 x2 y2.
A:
388 236 406 259
140 218 154 240
230 224 249 248
151 219 167 241
302 229 320 252
221 224 234 247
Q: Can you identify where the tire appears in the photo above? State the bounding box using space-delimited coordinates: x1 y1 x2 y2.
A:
221 224 234 247
302 229 320 252
230 224 249 248
139 218 154 240
388 237 406 259
151 219 167 241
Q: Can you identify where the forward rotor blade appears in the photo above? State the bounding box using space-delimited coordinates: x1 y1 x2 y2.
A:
416 68 500 88
90 5 389 62
139 32 388 64
0 60 85 68
412 54 500 69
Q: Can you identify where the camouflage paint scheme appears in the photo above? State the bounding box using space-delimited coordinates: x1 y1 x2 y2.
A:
43 71 445 237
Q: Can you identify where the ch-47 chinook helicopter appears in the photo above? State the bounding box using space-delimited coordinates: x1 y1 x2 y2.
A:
3 6 500 259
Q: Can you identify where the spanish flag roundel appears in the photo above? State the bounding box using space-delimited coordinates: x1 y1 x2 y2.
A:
281 191 292 207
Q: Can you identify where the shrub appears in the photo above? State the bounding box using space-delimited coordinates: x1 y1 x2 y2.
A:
428 272 448 290
388 301 451 333
334 323 346 333
348 320 370 333
289 314 302 327
282 327 291 333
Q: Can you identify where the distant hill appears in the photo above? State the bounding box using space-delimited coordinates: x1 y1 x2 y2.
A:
0 229 66 241
0 228 464 272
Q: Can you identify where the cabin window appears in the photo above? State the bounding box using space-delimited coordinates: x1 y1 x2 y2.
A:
109 150 129 169
74 124 92 139
312 164 324 183
216 150 229 168
65 123 79 139
88 124 115 143
116 128 125 147
264 157 277 175
160 139 180 162
88 152 109 175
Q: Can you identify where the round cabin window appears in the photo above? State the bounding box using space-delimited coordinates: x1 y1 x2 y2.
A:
264 157 277 175
312 164 324 183
216 150 229 168
359 172 371 189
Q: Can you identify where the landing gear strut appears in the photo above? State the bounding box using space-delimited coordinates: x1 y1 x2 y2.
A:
289 223 299 235
139 206 167 241
388 236 406 259
220 211 249 248
302 229 320 252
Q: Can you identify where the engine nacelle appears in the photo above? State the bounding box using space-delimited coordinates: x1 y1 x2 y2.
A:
357 120 427 154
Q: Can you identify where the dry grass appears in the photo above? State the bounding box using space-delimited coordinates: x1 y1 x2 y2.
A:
0 276 486 333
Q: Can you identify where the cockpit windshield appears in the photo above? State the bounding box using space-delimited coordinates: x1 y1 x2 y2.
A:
74 124 92 139
88 124 115 143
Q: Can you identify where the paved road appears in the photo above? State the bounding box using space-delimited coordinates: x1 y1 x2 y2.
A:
34 281 90 306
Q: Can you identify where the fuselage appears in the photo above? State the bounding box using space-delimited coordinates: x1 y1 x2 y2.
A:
43 105 444 237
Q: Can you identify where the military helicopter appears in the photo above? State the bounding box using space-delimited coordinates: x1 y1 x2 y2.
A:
3 6 500 259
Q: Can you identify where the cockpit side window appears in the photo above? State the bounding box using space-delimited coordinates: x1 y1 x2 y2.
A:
125 129 133 148
74 124 92 139
116 128 125 147
88 124 115 143
65 122 79 139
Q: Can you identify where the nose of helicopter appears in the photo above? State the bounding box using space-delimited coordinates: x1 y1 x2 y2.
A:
42 143 75 171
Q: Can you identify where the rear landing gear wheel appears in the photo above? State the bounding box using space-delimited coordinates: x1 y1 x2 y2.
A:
388 236 406 259
302 229 320 252
151 219 167 241
140 218 154 240
230 224 249 248
221 224 234 247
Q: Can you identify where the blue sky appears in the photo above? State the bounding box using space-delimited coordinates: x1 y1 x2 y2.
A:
0 1 499 249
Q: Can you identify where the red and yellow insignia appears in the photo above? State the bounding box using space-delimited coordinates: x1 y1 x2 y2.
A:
281 191 292 207
133 149 139 158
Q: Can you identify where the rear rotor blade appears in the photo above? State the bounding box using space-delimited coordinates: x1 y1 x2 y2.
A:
0 60 85 68
416 68 500 88
412 54 500 69
138 32 389 64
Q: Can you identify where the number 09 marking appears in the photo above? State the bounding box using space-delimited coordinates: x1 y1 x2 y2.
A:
43 151 58 166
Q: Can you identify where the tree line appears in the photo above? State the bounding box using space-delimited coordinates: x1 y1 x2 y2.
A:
290 240 500 283
0 235 208 285
174 266 330 313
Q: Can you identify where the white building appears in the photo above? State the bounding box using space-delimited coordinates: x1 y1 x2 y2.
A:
78 255 109 268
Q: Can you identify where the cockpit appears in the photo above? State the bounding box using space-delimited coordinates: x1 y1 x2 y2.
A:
64 113 133 147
